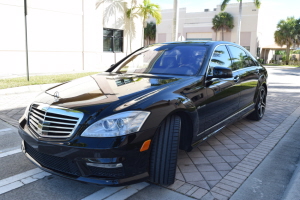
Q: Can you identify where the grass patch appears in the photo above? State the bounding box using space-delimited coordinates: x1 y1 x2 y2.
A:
264 64 300 67
0 72 99 90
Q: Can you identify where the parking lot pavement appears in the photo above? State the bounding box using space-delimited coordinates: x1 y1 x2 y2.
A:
0 66 300 199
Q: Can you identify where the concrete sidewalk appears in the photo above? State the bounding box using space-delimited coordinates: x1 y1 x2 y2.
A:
231 116 300 200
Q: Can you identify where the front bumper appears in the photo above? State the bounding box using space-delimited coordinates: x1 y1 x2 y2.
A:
18 122 156 186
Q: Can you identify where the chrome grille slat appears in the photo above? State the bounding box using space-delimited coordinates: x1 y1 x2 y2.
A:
32 111 45 118
43 120 76 126
42 125 73 130
29 116 39 124
44 115 78 122
30 112 44 121
41 130 73 134
29 122 39 131
29 119 39 128
28 103 84 138
31 107 46 115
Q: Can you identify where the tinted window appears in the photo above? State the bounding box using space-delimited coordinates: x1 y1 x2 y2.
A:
103 29 123 52
114 45 207 76
227 45 256 70
209 45 232 69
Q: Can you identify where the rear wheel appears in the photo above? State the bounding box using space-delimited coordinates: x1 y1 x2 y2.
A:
149 115 181 185
247 86 266 121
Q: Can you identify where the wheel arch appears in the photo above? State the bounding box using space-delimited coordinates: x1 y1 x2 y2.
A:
159 109 195 152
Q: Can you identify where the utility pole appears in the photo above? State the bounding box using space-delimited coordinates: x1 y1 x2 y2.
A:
172 0 179 41
24 0 29 81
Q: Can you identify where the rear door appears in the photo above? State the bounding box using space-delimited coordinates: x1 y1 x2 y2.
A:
226 45 259 110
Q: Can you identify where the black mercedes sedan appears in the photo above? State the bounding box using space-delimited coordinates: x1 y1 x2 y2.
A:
18 41 267 186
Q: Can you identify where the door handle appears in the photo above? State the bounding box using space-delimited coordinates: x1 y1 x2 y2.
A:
233 75 240 82
255 68 260 74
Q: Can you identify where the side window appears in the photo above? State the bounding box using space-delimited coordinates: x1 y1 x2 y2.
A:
208 45 232 75
227 45 255 70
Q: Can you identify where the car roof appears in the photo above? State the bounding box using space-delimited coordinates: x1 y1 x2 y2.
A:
158 41 236 46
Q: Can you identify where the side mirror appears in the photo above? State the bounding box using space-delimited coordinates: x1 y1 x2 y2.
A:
207 66 233 79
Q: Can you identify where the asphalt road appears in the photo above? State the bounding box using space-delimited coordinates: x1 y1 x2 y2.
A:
266 66 300 102
0 66 299 200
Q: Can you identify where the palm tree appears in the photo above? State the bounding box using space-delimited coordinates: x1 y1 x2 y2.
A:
126 0 162 46
212 12 234 41
274 17 300 65
144 21 156 45
221 0 261 45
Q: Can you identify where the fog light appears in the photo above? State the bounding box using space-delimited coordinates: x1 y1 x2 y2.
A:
86 163 123 168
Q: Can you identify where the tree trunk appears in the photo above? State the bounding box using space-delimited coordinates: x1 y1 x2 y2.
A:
286 45 291 65
222 27 224 41
237 0 242 45
172 0 179 41
142 18 145 47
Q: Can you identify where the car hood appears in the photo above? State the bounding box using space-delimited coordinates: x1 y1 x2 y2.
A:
32 73 189 112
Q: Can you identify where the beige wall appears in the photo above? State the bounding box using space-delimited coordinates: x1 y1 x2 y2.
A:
0 0 143 75
151 2 274 57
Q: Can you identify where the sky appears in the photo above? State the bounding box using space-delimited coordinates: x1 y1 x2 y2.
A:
150 0 300 25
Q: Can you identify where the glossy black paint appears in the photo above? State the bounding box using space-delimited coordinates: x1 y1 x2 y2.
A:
19 41 268 186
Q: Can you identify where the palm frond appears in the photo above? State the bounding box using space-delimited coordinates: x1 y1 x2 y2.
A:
253 0 261 9
212 12 234 34
221 0 231 11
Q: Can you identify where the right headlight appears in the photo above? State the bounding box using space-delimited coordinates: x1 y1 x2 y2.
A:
81 111 150 138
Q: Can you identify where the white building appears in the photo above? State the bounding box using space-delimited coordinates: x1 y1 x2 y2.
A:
0 0 143 75
150 2 276 62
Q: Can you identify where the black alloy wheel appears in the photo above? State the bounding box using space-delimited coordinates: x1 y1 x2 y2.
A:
247 86 266 121
149 115 181 185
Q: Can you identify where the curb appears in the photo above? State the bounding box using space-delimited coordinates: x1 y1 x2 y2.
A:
0 83 59 95
282 152 300 200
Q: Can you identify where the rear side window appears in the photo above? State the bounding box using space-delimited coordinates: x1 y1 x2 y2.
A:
209 45 232 69
227 45 256 69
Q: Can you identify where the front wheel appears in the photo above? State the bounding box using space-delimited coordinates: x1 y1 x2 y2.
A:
149 115 181 185
247 86 266 121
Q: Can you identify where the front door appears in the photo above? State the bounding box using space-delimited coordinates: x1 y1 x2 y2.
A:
198 45 240 138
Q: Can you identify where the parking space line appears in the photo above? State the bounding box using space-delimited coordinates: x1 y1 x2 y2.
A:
0 128 12 133
0 149 22 158
0 182 24 195
0 168 51 194
82 186 125 200
0 168 42 187
105 182 150 200
81 182 149 200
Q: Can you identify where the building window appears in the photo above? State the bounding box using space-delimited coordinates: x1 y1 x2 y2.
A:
103 29 123 52
243 46 250 52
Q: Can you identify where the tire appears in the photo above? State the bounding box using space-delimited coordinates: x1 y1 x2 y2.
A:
247 85 267 121
149 115 181 185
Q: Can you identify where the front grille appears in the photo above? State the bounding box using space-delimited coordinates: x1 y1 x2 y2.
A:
88 166 125 179
28 103 83 138
25 142 81 176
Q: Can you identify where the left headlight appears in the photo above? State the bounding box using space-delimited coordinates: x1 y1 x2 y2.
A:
81 111 150 137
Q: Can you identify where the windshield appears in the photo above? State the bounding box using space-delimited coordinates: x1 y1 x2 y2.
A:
114 45 207 76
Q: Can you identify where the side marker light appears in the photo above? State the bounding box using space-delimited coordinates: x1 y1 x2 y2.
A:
140 139 151 152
